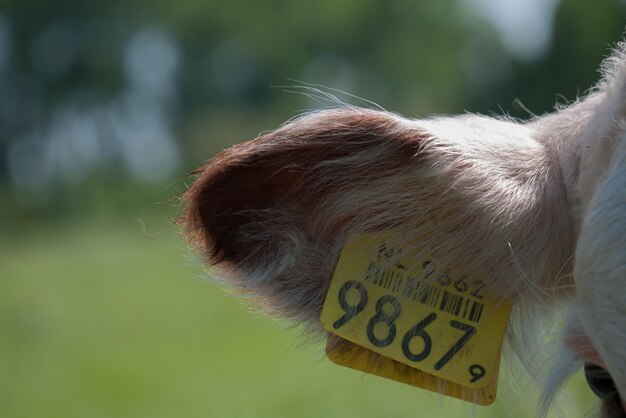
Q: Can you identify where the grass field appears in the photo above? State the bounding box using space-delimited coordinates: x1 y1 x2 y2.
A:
0 211 598 418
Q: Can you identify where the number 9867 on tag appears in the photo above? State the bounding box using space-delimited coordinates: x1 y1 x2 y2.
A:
320 234 512 390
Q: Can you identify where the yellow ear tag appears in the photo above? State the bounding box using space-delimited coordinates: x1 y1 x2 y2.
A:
320 233 512 405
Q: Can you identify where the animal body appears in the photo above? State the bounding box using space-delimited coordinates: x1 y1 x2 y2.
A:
179 42 626 417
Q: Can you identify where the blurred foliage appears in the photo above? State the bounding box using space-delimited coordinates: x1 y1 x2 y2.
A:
0 218 598 418
491 0 626 114
1 0 625 223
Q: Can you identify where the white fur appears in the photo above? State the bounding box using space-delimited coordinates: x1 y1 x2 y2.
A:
180 41 626 418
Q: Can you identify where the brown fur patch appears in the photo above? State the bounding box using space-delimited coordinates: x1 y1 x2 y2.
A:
179 108 424 267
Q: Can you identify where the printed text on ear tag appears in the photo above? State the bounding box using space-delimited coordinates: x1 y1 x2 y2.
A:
320 233 512 404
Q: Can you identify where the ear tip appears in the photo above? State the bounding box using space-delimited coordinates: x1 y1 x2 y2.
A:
178 166 260 267
176 178 221 262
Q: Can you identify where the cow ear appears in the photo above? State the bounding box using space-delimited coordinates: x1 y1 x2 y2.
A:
178 108 572 333
178 108 426 326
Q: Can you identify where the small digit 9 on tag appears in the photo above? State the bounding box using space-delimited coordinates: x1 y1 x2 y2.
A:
326 335 501 405
321 233 512 400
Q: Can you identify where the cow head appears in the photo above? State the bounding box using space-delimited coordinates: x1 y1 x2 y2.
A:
179 43 626 417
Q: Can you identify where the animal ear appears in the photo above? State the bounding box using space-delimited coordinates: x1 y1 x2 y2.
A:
179 108 426 327
178 108 572 333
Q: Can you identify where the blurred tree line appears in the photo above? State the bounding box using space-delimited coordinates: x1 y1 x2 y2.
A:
0 0 625 219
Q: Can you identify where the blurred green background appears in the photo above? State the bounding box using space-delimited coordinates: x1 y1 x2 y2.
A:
1 0 624 417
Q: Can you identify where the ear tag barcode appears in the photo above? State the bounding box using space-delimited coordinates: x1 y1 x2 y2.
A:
320 233 512 405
